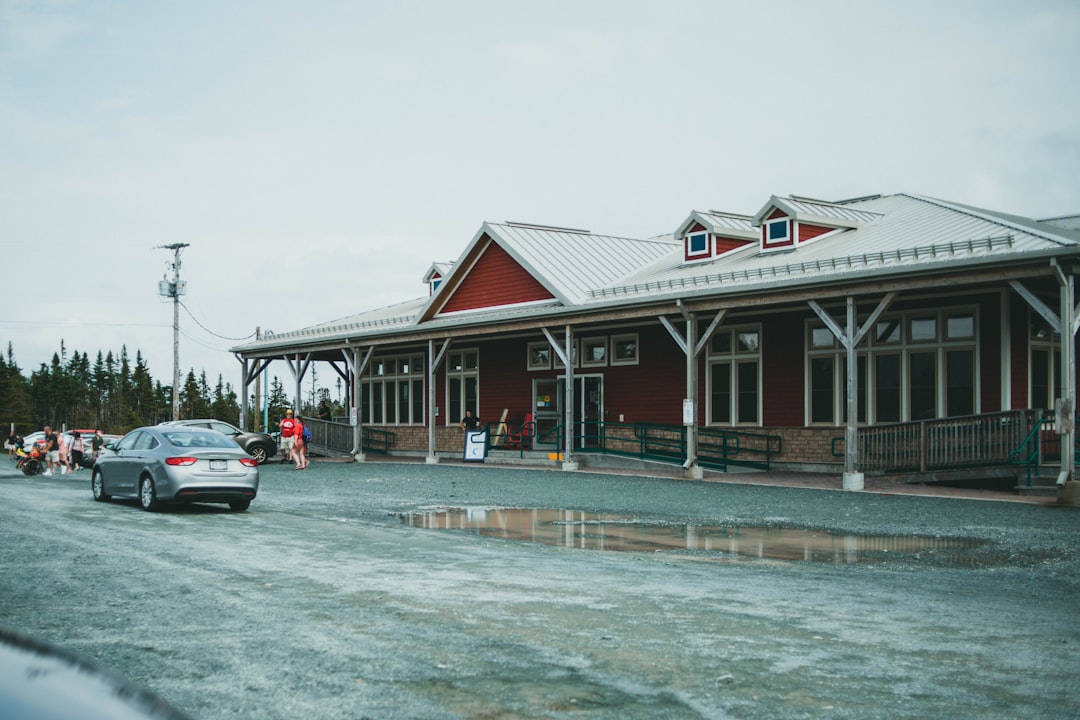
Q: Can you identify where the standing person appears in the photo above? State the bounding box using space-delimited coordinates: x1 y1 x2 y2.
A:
460 410 480 431
291 419 309 470
278 410 297 464
91 430 104 461
5 429 18 458
57 432 70 475
318 402 331 422
69 431 85 471
41 426 59 476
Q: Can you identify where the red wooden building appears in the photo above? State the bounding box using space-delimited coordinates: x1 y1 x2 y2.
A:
233 193 1080 494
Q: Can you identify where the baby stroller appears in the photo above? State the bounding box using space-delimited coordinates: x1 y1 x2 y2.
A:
15 447 43 476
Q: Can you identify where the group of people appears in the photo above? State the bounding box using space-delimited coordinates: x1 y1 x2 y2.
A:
7 426 106 476
277 409 309 470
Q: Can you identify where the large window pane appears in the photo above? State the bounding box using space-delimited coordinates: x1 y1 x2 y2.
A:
910 352 937 420
945 350 974 416
875 354 901 423
449 378 462 426
810 357 834 423
737 362 758 423
710 363 731 424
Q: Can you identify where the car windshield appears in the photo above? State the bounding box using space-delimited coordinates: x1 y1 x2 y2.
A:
162 431 238 449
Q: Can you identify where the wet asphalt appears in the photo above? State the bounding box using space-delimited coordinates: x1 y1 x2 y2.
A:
1 457 1078 719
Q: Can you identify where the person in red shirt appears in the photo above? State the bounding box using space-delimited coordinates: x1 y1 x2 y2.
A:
291 419 309 470
278 409 297 464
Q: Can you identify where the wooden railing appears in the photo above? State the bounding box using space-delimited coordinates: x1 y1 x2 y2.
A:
849 409 1043 473
300 417 395 457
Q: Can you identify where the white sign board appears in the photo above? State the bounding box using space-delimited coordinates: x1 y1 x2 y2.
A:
682 398 695 426
463 430 488 463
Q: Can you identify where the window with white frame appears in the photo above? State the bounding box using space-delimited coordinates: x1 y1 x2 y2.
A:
581 337 608 367
553 340 578 369
1030 311 1060 413
687 232 710 258
707 325 761 425
763 218 790 248
447 349 479 426
527 342 551 371
362 353 426 425
610 334 639 366
805 308 977 425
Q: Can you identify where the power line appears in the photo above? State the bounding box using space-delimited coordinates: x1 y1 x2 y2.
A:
178 300 256 341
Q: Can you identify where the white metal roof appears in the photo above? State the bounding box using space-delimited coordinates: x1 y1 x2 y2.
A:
234 193 1080 353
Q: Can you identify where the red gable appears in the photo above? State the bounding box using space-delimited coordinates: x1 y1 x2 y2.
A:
439 239 555 313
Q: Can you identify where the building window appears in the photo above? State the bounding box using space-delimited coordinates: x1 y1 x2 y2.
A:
581 338 608 367
553 340 578 369
447 349 479 425
763 218 790 248
687 232 710 257
527 342 551 371
707 325 761 425
611 335 639 366
805 307 977 425
362 353 425 425
1030 313 1060 412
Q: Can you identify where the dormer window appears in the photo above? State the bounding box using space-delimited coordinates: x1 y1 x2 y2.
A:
763 217 792 249
687 232 710 258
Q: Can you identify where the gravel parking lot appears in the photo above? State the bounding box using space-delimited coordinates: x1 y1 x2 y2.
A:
1 458 1078 719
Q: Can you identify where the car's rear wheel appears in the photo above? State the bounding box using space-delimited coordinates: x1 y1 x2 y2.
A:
92 470 110 502
139 476 158 512
229 499 251 512
248 445 268 464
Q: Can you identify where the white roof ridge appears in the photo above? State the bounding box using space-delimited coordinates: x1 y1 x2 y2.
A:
904 194 1079 247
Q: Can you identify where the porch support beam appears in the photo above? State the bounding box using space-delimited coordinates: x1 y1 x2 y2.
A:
659 304 724 479
541 326 577 470
1053 263 1077 496
284 353 312 416
234 355 273 431
808 292 896 491
346 345 372 460
427 338 451 464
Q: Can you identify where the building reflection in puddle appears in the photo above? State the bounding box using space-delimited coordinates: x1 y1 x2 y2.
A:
398 507 983 564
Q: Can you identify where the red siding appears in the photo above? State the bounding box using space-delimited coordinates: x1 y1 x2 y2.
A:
714 236 750 254
767 208 787 221
797 223 832 243
440 240 554 313
762 313 805 425
978 293 1002 413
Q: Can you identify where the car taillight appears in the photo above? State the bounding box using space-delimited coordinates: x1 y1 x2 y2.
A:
239 458 257 467
165 457 198 466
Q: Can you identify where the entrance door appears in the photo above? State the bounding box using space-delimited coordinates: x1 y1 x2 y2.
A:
532 376 604 450
577 375 603 449
532 378 560 449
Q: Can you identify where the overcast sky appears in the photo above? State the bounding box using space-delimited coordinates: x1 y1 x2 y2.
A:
1 0 1077 404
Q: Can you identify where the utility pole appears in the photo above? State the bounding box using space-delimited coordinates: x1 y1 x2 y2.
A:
156 243 190 421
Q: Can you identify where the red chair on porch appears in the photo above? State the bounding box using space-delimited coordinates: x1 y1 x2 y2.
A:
504 413 535 450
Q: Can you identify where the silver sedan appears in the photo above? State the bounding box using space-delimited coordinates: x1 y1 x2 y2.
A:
91 426 259 512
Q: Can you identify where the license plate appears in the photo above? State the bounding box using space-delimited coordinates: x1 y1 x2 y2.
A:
209 460 227 471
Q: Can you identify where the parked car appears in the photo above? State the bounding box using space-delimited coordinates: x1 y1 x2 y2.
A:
0 625 193 719
158 419 278 464
20 432 44 452
92 425 259 512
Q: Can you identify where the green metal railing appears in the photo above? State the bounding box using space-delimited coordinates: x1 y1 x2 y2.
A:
1009 416 1050 486
362 427 395 455
519 420 781 471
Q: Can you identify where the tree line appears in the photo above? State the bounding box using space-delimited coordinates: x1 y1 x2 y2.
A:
0 341 302 435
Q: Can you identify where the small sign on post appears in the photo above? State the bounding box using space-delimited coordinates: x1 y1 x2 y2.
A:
1056 398 1074 435
682 399 695 426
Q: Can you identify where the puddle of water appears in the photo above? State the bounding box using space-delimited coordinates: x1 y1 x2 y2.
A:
398 507 984 564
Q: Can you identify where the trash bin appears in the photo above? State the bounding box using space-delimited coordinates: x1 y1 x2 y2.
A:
463 429 488 463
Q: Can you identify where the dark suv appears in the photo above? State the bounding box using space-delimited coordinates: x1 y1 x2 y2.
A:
159 419 278 464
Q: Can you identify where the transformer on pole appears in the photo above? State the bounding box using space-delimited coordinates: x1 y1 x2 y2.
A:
155 243 190 421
